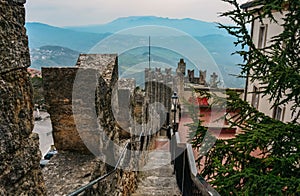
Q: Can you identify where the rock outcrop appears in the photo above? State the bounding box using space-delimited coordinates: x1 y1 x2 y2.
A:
0 0 46 195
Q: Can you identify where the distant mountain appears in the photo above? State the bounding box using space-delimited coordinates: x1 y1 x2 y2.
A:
195 35 245 88
66 16 227 36
118 38 244 88
25 22 109 52
25 16 245 88
30 46 80 69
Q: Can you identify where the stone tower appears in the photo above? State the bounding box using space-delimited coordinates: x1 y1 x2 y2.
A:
176 59 186 98
176 58 186 77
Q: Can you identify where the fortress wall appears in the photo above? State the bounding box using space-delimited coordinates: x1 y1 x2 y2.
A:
42 55 143 195
0 0 46 194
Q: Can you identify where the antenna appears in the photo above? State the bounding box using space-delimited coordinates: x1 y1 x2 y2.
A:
149 36 151 69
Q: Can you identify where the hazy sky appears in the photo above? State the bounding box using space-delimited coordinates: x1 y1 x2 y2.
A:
25 0 248 27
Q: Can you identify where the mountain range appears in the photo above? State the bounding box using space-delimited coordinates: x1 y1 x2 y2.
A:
65 16 228 36
26 16 245 88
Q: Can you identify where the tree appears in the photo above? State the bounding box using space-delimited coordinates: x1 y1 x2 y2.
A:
31 76 44 106
191 0 300 195
220 0 300 121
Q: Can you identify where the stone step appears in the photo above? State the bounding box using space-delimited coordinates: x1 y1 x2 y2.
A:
132 186 181 196
140 176 177 187
147 150 171 158
141 166 174 177
142 150 172 170
132 141 181 196
155 138 170 151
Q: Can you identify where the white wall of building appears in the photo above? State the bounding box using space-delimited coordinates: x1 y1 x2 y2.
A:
246 10 298 123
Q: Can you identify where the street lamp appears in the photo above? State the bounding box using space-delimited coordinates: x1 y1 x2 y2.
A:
171 92 178 132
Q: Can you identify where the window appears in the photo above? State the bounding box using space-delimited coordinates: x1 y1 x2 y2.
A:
251 86 260 109
273 106 282 121
258 25 268 48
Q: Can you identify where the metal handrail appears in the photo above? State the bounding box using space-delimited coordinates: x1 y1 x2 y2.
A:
68 129 147 196
171 129 220 196
68 142 129 196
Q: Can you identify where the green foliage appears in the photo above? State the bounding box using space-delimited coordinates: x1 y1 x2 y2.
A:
191 0 300 195
30 76 44 106
191 92 300 195
218 0 300 121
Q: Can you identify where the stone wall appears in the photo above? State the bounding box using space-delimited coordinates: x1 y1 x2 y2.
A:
144 67 174 137
42 54 144 195
0 0 46 195
42 67 90 153
145 68 173 111
114 78 136 138
42 54 120 154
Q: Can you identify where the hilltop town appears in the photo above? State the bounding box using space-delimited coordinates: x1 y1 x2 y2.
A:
1 0 299 195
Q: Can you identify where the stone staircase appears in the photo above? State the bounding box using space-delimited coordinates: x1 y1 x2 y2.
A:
132 147 181 196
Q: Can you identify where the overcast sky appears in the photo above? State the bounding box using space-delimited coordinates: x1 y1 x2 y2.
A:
25 0 248 27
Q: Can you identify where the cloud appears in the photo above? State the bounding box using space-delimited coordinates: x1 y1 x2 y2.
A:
25 0 247 26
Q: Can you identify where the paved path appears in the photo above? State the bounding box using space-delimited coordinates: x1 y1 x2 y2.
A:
32 111 54 157
132 141 181 196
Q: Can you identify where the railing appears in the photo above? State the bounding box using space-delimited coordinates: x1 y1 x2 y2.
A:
68 129 148 196
171 131 220 196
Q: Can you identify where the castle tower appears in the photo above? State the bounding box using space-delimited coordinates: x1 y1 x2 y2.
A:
176 59 186 99
176 58 186 77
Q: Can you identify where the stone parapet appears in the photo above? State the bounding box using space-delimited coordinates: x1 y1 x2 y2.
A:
42 54 119 153
42 53 169 195
42 67 90 152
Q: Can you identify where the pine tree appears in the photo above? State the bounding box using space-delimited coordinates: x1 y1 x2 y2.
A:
191 0 300 194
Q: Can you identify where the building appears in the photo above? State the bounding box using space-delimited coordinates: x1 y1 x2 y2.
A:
27 68 42 78
241 1 298 123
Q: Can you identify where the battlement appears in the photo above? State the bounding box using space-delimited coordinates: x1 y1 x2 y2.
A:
144 59 220 107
